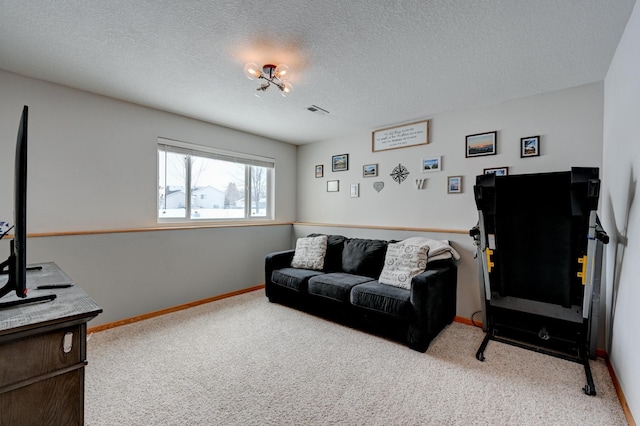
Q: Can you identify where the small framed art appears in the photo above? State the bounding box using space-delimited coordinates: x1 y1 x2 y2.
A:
327 180 339 192
332 154 349 172
521 136 540 158
448 176 462 194
422 156 441 172
363 163 378 177
484 167 508 176
350 183 359 198
466 131 497 157
315 164 324 178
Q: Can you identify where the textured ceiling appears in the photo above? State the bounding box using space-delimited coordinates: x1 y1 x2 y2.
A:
0 1 636 144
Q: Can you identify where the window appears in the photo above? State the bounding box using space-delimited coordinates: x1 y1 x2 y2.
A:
158 139 274 222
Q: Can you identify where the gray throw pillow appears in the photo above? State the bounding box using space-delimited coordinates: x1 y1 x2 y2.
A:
341 238 388 278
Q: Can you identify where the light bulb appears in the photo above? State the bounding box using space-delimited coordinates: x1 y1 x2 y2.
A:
280 82 293 97
244 63 261 80
255 82 269 97
275 64 290 80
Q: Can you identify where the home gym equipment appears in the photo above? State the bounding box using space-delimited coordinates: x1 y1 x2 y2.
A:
470 167 608 395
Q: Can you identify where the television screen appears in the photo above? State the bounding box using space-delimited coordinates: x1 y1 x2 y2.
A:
0 106 56 309
13 105 28 298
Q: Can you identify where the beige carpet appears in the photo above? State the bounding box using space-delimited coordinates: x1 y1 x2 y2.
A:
85 290 626 425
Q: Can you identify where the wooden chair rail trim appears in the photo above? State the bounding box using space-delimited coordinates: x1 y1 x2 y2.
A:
4 222 469 239
293 222 470 235
8 222 293 239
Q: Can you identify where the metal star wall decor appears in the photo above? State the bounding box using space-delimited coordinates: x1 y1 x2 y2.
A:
390 163 409 184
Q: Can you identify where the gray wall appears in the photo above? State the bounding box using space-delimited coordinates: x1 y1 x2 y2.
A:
23 225 292 326
296 83 606 322
297 83 604 230
0 70 297 326
603 1 640 419
293 224 479 321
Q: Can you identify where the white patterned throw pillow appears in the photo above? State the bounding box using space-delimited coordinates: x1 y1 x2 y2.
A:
290 235 328 271
378 243 428 289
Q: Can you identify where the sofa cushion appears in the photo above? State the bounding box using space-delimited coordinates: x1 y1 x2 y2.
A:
341 238 388 278
308 234 347 272
291 235 328 270
378 243 428 289
308 273 376 303
271 268 324 292
350 281 411 318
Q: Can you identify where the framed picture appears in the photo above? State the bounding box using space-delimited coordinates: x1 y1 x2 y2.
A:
332 154 349 172
466 131 497 157
521 136 540 157
372 120 429 152
448 176 462 194
422 156 441 172
315 164 324 178
484 167 508 176
327 180 339 192
363 163 378 177
350 183 359 198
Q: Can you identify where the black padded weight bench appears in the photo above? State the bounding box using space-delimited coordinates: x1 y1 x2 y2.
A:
470 167 608 395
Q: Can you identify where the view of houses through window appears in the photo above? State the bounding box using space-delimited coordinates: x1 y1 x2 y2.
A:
158 140 273 221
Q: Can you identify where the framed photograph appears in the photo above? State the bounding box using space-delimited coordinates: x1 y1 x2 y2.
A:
466 131 497 157
350 183 359 198
521 136 540 157
315 164 324 178
422 156 441 172
448 176 463 194
327 180 339 192
484 167 508 176
372 119 429 152
332 154 349 172
363 163 378 177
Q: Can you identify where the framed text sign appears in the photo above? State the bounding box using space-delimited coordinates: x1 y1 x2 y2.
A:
372 120 428 152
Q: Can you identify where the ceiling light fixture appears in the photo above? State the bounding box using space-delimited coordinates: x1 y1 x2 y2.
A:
244 63 293 97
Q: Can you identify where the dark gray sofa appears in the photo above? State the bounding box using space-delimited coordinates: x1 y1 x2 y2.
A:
265 234 458 352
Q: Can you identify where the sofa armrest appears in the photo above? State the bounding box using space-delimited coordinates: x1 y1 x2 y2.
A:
265 249 295 284
408 261 457 351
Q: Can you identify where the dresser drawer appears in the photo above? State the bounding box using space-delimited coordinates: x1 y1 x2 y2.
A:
1 368 83 426
0 324 83 388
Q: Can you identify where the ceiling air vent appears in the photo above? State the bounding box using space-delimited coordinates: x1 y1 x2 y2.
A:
306 105 329 116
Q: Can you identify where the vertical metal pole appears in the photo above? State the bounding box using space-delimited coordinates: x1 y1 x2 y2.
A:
582 211 597 319
588 239 604 359
476 211 490 331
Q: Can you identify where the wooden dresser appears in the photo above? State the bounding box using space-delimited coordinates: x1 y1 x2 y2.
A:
0 262 102 425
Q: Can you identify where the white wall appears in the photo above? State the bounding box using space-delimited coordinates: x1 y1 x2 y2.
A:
603 1 640 420
297 84 605 321
0 70 297 325
0 70 296 232
297 83 604 230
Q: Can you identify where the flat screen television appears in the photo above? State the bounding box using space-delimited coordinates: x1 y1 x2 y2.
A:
0 106 56 309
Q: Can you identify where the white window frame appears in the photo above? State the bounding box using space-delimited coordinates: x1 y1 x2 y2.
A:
157 138 274 224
